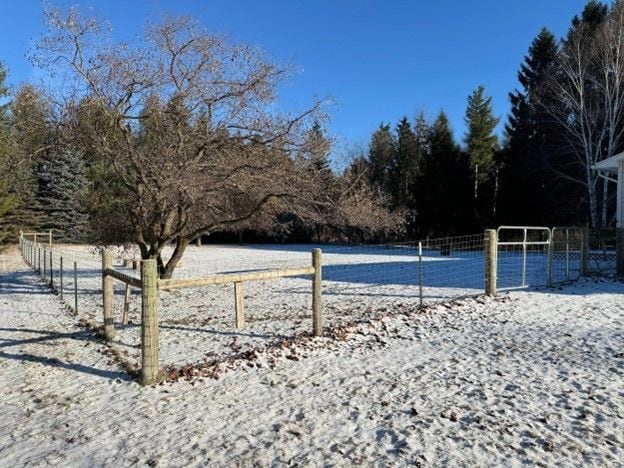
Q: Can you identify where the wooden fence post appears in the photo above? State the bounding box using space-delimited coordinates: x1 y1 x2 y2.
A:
141 259 162 385
49 249 53 288
312 248 323 337
234 281 244 329
102 249 115 340
617 228 624 276
580 227 589 276
485 229 497 296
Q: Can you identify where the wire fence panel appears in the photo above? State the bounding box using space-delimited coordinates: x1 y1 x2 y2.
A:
587 229 617 275
551 227 583 284
295 234 487 314
496 226 551 290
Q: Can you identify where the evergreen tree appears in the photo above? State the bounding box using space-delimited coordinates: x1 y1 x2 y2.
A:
4 84 50 236
73 96 133 243
367 123 396 196
464 85 500 223
571 0 608 33
391 117 419 210
304 120 332 175
465 86 499 183
417 111 471 234
500 28 559 225
299 120 334 240
0 63 18 246
413 111 431 159
38 148 89 242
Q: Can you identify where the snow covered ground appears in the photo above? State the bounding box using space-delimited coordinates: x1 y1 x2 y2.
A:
40 243 491 368
34 242 588 369
1 246 623 466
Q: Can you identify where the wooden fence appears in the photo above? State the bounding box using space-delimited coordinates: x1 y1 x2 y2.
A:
18 235 323 385
100 248 323 385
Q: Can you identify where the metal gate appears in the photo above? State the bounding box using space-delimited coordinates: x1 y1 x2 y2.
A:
496 226 551 290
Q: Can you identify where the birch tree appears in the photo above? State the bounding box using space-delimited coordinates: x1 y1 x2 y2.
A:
543 2 624 228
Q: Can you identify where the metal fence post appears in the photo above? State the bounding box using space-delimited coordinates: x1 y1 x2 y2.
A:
141 259 162 385
580 227 589 276
312 248 323 337
547 229 553 287
49 249 53 288
521 228 527 287
74 256 78 314
565 229 570 280
59 256 64 300
102 250 115 340
43 247 47 280
485 229 497 296
418 241 424 307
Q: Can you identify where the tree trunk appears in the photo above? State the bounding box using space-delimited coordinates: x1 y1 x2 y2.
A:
587 169 599 228
156 254 165 277
601 176 608 228
160 238 189 279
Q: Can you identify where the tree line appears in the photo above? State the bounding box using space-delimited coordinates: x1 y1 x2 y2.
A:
350 0 624 236
0 1 623 272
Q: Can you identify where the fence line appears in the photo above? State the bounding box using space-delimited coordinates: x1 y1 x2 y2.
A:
16 226 620 385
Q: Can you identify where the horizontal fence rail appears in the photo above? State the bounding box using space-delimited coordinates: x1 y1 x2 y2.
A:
103 268 142 288
158 266 316 290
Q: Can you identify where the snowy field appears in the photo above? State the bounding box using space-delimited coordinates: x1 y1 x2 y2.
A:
42 243 490 368
1 246 623 466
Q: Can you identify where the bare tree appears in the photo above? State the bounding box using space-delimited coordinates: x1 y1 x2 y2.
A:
543 3 624 228
33 7 328 278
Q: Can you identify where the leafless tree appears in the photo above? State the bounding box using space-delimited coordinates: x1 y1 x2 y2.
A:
34 7 330 278
543 3 624 228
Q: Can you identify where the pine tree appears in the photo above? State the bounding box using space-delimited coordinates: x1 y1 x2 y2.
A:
4 84 50 236
304 120 332 175
414 111 431 159
299 121 334 240
0 63 18 245
391 117 419 209
465 86 500 182
67 95 134 244
38 148 89 242
417 111 471 234
368 123 396 196
464 86 500 223
501 28 559 225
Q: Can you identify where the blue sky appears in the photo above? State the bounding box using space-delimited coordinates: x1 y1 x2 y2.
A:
0 0 590 163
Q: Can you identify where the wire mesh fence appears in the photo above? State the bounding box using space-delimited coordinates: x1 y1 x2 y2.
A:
551 227 583 284
17 225 619 375
19 239 108 321
586 229 617 275
496 226 552 290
